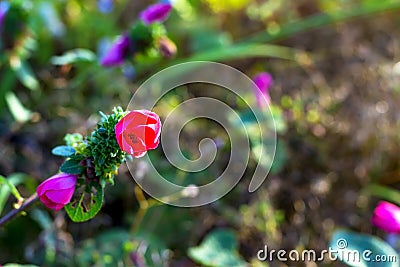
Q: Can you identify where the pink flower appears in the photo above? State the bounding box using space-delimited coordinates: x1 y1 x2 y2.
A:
115 110 161 158
139 3 172 25
372 201 400 233
36 173 77 211
100 34 131 67
253 72 273 109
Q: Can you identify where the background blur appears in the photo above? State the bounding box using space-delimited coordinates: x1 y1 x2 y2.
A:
1 0 400 266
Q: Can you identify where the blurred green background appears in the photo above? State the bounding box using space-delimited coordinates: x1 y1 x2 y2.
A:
1 0 400 266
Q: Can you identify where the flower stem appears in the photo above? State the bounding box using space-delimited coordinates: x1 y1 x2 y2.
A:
131 186 149 233
0 193 39 227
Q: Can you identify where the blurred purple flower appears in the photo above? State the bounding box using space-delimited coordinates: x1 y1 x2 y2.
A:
372 201 400 233
129 252 146 267
100 34 131 67
122 63 136 80
253 72 273 109
0 1 10 30
97 0 113 14
140 3 172 25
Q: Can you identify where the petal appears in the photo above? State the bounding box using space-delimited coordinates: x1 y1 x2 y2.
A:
140 3 172 25
253 72 273 108
37 173 77 195
38 194 60 210
45 188 75 205
133 151 147 158
100 35 130 67
123 130 147 151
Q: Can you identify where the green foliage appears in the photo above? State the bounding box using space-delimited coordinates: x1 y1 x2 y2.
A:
329 230 399 267
3 264 39 267
129 21 169 62
0 174 25 215
75 229 169 267
0 173 36 217
51 108 128 222
364 184 400 206
50 49 96 65
3 0 400 265
59 157 85 175
5 91 33 123
9 58 39 91
65 182 104 223
188 229 247 267
51 146 76 157
86 107 127 184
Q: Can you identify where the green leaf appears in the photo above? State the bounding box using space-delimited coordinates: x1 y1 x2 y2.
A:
3 264 40 267
0 175 23 201
251 139 287 175
0 68 17 108
329 229 399 267
30 209 52 230
0 174 29 210
50 49 96 65
182 43 298 63
76 230 169 267
9 57 39 91
51 146 76 157
0 174 27 215
5 91 32 123
363 184 400 206
65 183 104 222
60 158 85 175
188 229 247 267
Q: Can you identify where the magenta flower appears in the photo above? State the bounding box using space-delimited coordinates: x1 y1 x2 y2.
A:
0 2 10 30
115 110 161 158
372 201 400 233
36 173 77 211
100 34 131 67
139 3 172 25
253 72 273 109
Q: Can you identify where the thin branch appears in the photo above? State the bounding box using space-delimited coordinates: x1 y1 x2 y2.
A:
0 193 39 227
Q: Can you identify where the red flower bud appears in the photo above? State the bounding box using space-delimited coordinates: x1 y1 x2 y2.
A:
158 36 177 58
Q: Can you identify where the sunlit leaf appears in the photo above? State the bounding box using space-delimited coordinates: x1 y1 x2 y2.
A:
9 57 39 91
184 43 298 62
51 49 96 65
5 91 32 123
188 229 247 267
364 184 400 206
0 175 24 215
329 230 399 267
51 146 76 157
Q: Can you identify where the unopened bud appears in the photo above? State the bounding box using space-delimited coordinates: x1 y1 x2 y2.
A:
158 36 177 58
